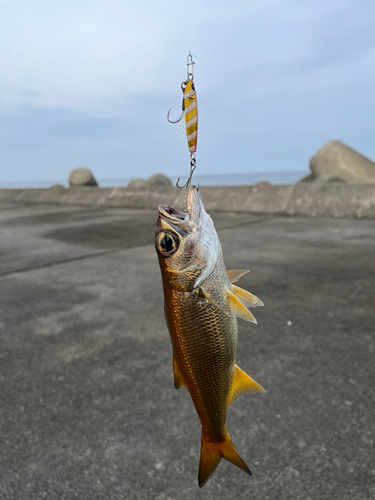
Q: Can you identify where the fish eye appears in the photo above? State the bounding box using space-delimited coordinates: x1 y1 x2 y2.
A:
157 232 179 256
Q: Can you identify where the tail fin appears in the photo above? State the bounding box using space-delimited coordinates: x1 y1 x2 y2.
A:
198 430 251 487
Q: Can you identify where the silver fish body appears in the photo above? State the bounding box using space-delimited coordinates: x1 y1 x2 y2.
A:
155 187 264 487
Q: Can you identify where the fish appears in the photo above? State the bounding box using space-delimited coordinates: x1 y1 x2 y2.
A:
155 186 265 487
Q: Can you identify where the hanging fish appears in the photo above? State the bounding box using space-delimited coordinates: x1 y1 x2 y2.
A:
155 186 265 487
168 53 198 188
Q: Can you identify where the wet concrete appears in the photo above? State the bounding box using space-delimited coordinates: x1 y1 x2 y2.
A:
0 202 374 499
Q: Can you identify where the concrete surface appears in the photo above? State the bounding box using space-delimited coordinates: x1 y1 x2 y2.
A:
0 201 374 500
1 183 375 219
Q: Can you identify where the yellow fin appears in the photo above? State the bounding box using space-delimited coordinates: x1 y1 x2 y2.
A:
173 355 189 392
227 290 257 323
232 284 264 308
198 429 251 488
228 364 265 406
227 269 249 283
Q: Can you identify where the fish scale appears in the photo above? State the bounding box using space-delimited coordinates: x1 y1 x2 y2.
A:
165 282 236 439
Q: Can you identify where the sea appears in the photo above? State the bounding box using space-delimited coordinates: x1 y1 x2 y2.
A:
2 170 308 188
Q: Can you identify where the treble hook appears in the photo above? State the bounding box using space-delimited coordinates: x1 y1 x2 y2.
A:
176 156 196 188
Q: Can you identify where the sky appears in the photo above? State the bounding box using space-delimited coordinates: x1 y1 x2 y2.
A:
0 0 374 186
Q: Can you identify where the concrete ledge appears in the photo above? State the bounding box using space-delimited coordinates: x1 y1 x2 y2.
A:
1 184 375 219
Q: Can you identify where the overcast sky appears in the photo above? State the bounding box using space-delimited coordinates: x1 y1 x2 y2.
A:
0 0 374 185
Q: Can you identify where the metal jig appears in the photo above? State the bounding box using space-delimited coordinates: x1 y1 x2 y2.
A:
167 52 198 188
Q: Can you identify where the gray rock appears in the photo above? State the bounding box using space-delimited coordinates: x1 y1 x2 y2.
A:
146 173 172 187
254 181 272 188
314 174 346 183
69 167 98 187
297 173 315 183
49 184 65 190
310 140 375 183
127 178 147 190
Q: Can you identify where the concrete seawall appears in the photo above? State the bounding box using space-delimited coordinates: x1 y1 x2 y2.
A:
1 183 375 219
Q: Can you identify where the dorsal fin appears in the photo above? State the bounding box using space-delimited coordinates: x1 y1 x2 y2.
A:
173 355 190 392
227 290 257 323
232 285 264 308
228 364 265 406
227 269 249 283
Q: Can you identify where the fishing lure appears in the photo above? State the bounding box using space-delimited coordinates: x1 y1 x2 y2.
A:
167 53 198 188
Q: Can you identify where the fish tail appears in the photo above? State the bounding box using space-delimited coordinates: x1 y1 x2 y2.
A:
198 429 251 487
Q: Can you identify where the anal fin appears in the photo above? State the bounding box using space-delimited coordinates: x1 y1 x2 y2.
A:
173 355 189 392
228 364 265 406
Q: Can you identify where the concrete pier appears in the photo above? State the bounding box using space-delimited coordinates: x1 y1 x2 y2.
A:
0 199 374 499
1 182 375 219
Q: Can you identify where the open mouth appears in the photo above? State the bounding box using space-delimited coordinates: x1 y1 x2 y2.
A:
158 187 201 225
158 205 187 222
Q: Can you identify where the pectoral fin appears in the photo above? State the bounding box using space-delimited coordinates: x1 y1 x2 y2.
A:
232 284 264 308
227 269 249 283
227 290 257 323
199 288 231 317
228 364 265 406
173 355 189 392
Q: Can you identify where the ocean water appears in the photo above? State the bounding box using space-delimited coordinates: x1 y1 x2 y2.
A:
99 170 308 187
1 170 308 188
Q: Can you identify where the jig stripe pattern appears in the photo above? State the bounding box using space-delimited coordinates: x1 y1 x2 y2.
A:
183 80 198 153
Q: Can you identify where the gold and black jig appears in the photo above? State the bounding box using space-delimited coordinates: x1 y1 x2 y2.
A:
167 52 198 188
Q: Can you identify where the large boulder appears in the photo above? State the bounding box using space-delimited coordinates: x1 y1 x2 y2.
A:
127 178 147 190
297 172 346 184
314 174 346 183
69 167 98 187
146 173 172 187
297 173 315 183
310 141 375 183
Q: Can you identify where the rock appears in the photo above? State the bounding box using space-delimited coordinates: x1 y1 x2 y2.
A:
49 184 65 190
69 167 98 187
297 173 315 183
310 141 375 183
127 178 147 190
254 181 272 187
146 173 172 187
314 175 346 183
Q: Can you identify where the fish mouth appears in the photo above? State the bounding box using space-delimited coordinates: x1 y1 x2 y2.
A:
158 205 188 224
158 187 202 224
